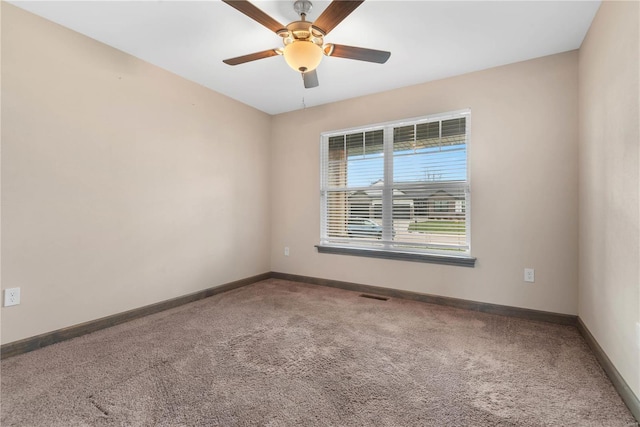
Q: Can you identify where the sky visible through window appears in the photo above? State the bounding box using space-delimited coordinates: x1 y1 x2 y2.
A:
347 144 467 187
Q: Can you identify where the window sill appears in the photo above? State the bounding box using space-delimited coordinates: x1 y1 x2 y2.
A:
315 245 476 267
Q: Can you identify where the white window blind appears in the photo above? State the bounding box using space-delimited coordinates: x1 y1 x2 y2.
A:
320 109 470 256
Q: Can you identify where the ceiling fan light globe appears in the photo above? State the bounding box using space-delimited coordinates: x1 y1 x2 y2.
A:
283 41 323 73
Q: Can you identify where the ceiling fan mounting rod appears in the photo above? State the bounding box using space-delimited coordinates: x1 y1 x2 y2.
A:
293 0 313 20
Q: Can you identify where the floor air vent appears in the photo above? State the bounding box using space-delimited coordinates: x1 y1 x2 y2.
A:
359 294 389 301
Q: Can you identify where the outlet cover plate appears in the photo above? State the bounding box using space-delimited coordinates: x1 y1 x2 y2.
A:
524 268 535 283
4 287 21 307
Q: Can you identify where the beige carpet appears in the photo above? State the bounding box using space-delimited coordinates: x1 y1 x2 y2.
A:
1 279 636 426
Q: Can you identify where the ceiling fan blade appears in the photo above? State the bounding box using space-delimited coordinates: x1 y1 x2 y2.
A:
222 0 286 33
325 44 390 64
223 49 280 66
313 0 364 35
303 70 319 88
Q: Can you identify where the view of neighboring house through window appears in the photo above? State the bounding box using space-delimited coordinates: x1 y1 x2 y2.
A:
320 109 470 256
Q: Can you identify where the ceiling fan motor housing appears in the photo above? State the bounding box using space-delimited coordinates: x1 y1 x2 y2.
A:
279 21 324 47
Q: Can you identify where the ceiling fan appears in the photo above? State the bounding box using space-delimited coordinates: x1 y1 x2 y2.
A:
222 0 391 89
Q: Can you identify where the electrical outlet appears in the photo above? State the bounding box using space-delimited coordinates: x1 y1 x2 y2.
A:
524 268 535 283
284 247 290 256
4 287 21 307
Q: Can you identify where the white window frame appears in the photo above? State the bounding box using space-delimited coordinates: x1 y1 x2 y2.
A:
317 109 475 267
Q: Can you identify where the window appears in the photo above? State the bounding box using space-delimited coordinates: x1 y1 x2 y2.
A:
319 109 473 265
434 200 450 212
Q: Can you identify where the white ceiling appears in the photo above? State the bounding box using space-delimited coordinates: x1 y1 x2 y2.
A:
11 1 600 115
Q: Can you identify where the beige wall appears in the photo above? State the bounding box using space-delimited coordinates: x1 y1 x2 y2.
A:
1 4 272 344
271 51 579 315
0 2 3 344
578 1 640 398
